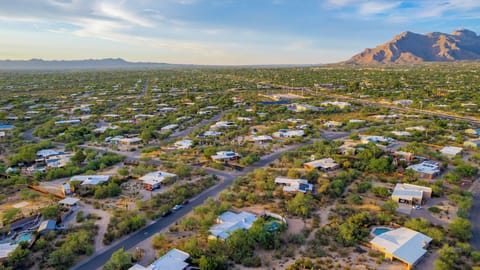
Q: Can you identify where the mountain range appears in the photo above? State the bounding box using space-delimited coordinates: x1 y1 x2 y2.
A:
0 58 186 71
345 29 480 64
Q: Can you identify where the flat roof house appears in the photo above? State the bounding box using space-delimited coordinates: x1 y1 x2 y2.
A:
274 177 313 193
139 171 177 191
54 119 81 125
211 121 236 130
209 211 257 240
71 175 111 186
439 146 463 157
370 227 432 270
272 129 304 138
391 183 432 205
407 161 441 179
161 124 179 132
248 135 273 144
129 248 190 270
211 151 241 162
304 158 340 171
174 140 193 150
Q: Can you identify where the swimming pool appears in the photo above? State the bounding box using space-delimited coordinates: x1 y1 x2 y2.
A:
16 233 32 243
371 227 392 236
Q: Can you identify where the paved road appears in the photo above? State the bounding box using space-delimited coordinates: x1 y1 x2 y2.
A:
141 79 149 97
22 128 38 142
71 139 318 270
469 179 480 250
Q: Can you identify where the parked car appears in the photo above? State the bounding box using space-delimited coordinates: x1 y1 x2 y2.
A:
172 205 183 211
412 205 422 210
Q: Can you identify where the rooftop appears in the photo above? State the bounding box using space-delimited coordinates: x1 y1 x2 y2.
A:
71 175 111 186
392 183 432 200
210 211 257 240
140 171 177 186
370 227 432 266
129 249 190 270
304 158 339 169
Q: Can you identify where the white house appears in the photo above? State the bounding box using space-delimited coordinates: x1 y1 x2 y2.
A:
392 131 411 137
407 161 440 179
324 121 343 128
370 227 432 270
274 177 313 193
304 158 340 171
272 129 304 138
161 124 179 132
209 211 257 240
320 101 351 108
439 146 463 157
247 135 273 144
211 121 236 130
197 131 222 138
139 171 177 190
129 249 190 270
391 183 432 205
71 175 111 186
174 140 193 149
211 151 241 162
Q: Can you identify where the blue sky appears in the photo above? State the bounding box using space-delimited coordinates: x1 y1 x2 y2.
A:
0 0 479 65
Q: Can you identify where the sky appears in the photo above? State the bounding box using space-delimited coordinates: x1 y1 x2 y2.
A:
0 0 479 65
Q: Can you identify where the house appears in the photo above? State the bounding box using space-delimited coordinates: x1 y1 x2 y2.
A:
465 128 480 136
274 177 313 193
93 125 118 133
321 101 351 108
161 124 179 132
139 171 177 190
36 149 62 159
272 129 304 138
391 183 432 205
304 158 340 171
174 140 193 149
370 227 432 270
288 103 323 112
54 119 81 125
360 135 395 144
0 131 5 139
407 161 441 179
37 220 57 235
247 135 273 144
129 248 190 270
71 175 111 186
405 126 426 132
209 211 257 240
237 117 252 122
0 124 14 131
197 131 222 138
58 197 80 206
211 151 241 162
439 146 463 157
393 99 413 106
211 121 236 130
349 119 365 123
464 139 480 149
324 121 343 128
112 137 142 146
392 131 411 137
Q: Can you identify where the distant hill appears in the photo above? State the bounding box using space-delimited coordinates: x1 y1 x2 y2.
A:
0 58 190 70
345 29 480 64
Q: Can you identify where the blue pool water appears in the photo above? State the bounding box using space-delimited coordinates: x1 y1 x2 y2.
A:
372 227 391 236
17 233 32 243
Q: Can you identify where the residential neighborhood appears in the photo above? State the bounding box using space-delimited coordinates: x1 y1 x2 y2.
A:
0 64 479 270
